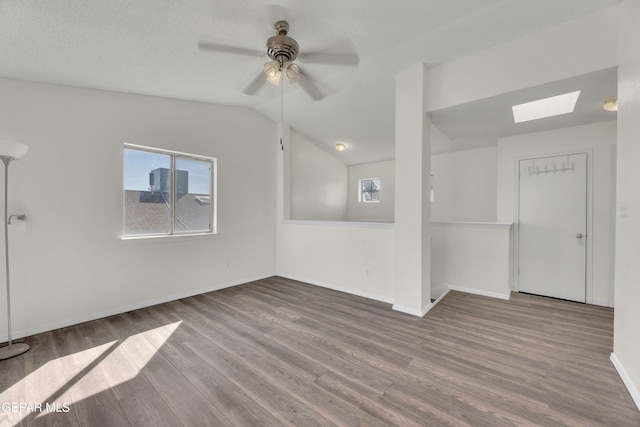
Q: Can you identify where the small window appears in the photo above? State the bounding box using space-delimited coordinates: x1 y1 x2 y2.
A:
359 178 381 203
123 144 216 237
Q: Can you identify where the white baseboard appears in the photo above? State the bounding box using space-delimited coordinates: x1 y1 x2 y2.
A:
392 302 433 317
433 288 450 306
396 287 451 317
611 352 640 412
447 284 511 300
3 273 275 343
277 273 394 305
280 274 442 317
279 277 500 318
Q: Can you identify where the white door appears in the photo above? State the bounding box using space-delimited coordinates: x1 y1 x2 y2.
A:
518 153 587 302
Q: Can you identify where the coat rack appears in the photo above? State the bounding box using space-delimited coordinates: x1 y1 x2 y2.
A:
528 155 575 176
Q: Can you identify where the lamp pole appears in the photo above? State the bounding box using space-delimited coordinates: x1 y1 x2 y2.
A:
0 155 29 360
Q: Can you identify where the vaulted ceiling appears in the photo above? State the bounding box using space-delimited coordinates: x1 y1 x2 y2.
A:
0 0 619 164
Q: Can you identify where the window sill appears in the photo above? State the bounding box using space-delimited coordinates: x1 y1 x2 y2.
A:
121 232 219 243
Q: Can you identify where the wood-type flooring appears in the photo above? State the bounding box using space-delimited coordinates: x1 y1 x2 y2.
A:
1 276 639 426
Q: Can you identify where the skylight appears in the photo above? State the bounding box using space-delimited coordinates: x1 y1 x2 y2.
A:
512 90 581 123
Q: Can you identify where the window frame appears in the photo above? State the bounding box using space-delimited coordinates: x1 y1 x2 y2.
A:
358 178 381 203
123 143 217 239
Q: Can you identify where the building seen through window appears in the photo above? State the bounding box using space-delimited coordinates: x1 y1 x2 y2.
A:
123 145 216 237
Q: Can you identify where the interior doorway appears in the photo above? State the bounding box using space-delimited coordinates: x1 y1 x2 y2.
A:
518 153 587 302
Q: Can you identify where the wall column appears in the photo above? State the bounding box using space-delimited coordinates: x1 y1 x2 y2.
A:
612 0 640 411
275 121 290 275
393 63 432 316
276 121 291 222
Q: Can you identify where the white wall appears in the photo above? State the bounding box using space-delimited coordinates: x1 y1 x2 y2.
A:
431 147 497 222
0 77 277 341
277 126 395 303
612 0 640 411
432 222 512 300
425 6 620 111
277 221 395 303
347 160 395 222
393 64 432 316
290 130 348 221
497 121 617 307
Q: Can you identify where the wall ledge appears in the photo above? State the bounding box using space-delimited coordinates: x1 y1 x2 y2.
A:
282 220 513 230
282 219 394 229
432 221 513 229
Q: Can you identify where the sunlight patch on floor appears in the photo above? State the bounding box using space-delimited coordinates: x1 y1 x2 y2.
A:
1 321 182 424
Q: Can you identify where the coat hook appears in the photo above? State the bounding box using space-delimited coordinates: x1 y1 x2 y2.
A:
8 214 26 225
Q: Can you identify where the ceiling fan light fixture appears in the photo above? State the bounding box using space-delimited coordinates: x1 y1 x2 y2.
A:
263 60 280 78
603 96 618 112
264 60 281 86
266 71 281 86
284 62 299 84
199 19 354 101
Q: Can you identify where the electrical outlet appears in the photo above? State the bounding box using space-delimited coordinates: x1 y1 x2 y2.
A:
365 269 371 278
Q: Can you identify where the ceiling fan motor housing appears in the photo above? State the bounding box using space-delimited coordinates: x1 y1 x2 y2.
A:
266 21 299 64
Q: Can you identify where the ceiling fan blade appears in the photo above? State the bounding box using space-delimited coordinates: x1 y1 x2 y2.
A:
297 70 324 101
299 51 359 67
198 41 263 58
243 71 268 95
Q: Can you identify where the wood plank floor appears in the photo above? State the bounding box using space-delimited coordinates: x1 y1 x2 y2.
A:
1 276 639 426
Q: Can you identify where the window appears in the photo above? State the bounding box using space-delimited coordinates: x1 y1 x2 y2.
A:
359 178 380 203
123 144 216 237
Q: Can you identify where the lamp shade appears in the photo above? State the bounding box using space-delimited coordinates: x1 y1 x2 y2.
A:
266 71 282 86
284 62 299 84
264 60 282 86
0 139 28 159
263 60 280 79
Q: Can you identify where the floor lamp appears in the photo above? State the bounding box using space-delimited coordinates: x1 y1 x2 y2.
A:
0 139 29 360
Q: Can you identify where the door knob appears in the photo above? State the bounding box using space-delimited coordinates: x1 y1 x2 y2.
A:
576 233 584 239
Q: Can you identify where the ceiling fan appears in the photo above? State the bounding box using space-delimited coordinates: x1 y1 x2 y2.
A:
198 20 359 101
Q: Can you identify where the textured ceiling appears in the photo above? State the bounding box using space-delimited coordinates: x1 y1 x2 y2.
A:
0 0 620 164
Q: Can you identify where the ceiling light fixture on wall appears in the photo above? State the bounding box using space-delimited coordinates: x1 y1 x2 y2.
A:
603 96 618 112
335 143 346 152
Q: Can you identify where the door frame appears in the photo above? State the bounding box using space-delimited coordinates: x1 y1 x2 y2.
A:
513 149 594 303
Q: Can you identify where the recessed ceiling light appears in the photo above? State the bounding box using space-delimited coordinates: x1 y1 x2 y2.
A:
335 143 346 152
512 90 581 123
603 96 618 112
